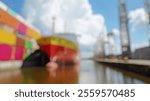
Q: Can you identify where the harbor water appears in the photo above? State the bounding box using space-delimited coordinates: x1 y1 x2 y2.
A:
0 60 150 84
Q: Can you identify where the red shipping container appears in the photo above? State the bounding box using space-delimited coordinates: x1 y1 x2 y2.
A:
18 22 27 35
0 44 12 61
15 47 24 60
16 36 25 47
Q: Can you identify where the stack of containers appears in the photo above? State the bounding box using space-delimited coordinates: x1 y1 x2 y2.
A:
24 39 33 58
14 36 25 60
16 15 33 58
16 20 27 60
0 1 42 61
0 29 16 60
16 14 31 60
0 3 15 61
0 9 18 32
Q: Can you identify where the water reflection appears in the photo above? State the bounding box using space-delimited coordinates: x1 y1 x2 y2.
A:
22 64 80 84
79 60 150 84
93 62 144 84
0 69 23 84
0 60 150 84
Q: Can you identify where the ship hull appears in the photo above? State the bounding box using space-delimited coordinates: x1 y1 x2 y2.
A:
37 35 79 65
41 44 79 65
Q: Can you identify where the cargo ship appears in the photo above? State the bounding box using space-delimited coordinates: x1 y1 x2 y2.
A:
0 2 41 69
37 33 79 65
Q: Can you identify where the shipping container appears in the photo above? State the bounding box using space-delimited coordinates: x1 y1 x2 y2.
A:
0 44 12 61
18 22 27 35
17 32 26 37
2 24 14 33
33 32 41 39
0 9 19 30
0 24 3 28
25 40 33 49
26 28 33 38
16 36 25 47
0 29 16 45
0 24 13 32
11 46 16 60
14 46 24 60
27 28 41 39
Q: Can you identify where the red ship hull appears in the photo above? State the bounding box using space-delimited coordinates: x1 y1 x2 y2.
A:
40 44 79 65
37 34 79 65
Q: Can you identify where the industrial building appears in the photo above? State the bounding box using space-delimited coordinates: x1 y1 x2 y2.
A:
132 46 150 60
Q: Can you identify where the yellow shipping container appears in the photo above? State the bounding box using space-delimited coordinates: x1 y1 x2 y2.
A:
0 29 16 45
27 28 41 39
33 32 41 39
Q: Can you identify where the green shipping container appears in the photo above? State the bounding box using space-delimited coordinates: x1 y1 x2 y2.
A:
25 40 32 49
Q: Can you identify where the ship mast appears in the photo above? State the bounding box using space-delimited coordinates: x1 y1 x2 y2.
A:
52 16 56 34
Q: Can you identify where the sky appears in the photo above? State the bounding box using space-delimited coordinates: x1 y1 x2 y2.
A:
0 0 150 57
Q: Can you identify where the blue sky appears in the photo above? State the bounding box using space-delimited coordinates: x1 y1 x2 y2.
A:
0 0 24 13
1 0 150 54
89 0 144 30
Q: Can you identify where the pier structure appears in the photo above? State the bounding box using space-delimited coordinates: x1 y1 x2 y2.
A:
94 0 150 77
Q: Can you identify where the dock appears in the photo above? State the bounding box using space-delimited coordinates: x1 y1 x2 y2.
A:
95 59 150 77
0 61 22 70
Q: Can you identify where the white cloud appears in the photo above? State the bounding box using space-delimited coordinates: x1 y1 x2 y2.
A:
23 0 107 47
129 8 148 30
112 28 120 36
128 8 150 52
